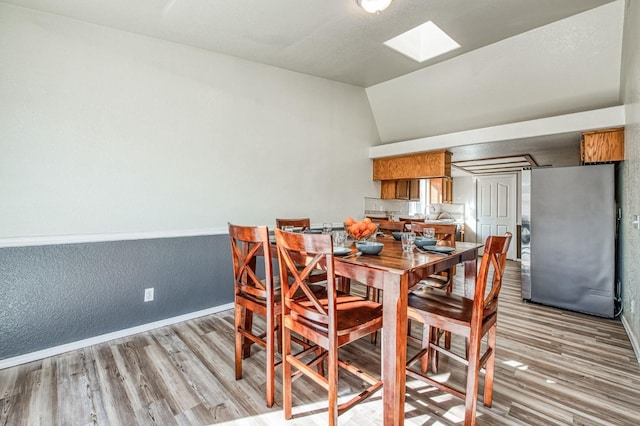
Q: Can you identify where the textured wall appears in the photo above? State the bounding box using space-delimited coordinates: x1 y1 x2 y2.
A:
0 3 379 238
0 235 232 360
619 0 640 357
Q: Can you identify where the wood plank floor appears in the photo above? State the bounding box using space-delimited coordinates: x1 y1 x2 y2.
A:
2 261 640 425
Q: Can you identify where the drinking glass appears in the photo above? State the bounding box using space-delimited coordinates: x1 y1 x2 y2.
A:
332 230 347 247
423 228 436 239
322 223 333 234
401 232 416 252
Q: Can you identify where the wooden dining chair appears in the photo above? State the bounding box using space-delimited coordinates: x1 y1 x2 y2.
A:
406 232 512 426
228 223 281 407
274 229 383 425
376 220 407 234
410 222 458 290
276 217 311 231
275 218 330 285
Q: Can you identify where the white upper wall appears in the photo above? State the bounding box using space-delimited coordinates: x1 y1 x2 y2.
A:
366 1 625 144
0 4 380 238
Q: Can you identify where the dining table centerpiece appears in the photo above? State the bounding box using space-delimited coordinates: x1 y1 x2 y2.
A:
344 217 378 242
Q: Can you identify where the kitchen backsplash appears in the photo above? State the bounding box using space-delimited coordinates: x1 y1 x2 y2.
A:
363 197 424 220
427 203 465 223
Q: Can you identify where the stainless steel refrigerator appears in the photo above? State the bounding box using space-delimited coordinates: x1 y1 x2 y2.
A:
521 164 616 318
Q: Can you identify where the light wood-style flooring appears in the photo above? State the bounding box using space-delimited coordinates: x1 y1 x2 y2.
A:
2 261 640 425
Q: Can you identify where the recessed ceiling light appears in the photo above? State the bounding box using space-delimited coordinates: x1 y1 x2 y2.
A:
357 0 393 14
384 21 460 63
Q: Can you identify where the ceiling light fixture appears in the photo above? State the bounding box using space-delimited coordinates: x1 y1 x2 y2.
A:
357 0 392 14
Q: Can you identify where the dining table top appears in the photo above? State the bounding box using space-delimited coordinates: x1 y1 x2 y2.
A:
337 236 480 270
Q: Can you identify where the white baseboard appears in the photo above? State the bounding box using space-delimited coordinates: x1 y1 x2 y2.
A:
621 315 640 364
0 303 234 370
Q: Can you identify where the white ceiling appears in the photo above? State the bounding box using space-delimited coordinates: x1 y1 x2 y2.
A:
0 0 616 88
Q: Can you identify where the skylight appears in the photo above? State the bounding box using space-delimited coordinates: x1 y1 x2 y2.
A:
384 21 460 63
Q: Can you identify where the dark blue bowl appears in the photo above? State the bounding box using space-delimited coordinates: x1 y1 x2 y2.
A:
414 237 437 248
355 241 384 255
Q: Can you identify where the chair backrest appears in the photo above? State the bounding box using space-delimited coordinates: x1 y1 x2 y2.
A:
474 232 512 317
412 222 457 246
276 218 311 231
274 229 336 329
228 223 275 302
377 220 407 234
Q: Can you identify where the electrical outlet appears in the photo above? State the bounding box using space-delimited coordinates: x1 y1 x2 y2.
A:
144 287 154 302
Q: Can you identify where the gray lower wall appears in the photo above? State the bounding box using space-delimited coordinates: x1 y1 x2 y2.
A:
0 234 233 360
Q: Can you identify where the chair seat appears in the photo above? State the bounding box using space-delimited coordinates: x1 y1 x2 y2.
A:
408 290 475 328
408 290 497 327
291 290 383 337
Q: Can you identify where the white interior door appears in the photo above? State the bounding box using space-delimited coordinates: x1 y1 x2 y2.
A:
476 174 517 259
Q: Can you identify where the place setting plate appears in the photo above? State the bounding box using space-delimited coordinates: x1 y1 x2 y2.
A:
417 245 455 253
333 247 352 256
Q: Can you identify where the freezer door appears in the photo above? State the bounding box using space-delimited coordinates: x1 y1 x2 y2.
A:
530 164 615 318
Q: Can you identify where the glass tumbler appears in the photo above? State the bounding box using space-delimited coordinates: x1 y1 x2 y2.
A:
423 228 436 239
332 230 347 247
401 232 416 252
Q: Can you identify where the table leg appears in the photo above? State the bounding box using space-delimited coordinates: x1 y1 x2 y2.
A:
382 272 408 425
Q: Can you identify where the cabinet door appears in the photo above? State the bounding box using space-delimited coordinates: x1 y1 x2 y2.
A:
408 179 421 200
581 128 624 164
395 180 410 199
443 178 453 203
380 181 396 200
429 178 453 203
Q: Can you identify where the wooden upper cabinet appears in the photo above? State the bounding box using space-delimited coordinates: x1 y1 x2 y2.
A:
373 150 452 180
429 177 453 204
380 181 396 200
380 179 420 200
581 128 624 164
395 179 421 200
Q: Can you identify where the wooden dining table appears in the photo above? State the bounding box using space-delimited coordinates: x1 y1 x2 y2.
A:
334 237 483 425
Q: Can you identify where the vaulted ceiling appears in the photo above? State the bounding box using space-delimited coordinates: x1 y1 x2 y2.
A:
1 0 616 87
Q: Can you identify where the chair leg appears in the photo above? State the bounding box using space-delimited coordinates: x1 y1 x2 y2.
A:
420 324 430 373
265 308 275 408
483 325 497 407
276 314 283 354
327 342 339 426
370 288 380 345
430 326 439 373
464 331 482 426
283 323 293 420
242 310 254 359
444 268 454 349
338 276 351 293
234 305 244 380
